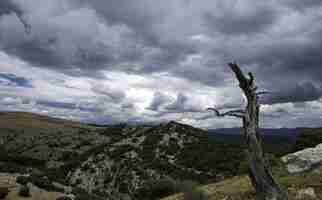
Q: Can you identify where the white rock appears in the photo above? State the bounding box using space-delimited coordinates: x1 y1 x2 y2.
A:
281 143 322 173
296 187 316 199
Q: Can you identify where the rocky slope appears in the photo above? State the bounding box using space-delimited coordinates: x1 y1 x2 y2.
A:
282 143 322 174
0 112 242 199
0 112 109 173
67 121 231 199
0 173 67 200
162 143 322 200
1 112 321 200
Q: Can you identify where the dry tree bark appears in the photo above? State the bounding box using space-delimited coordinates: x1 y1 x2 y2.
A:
208 63 288 200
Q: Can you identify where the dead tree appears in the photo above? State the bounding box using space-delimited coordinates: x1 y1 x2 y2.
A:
208 63 288 200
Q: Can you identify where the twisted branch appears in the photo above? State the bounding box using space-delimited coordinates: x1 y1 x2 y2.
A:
207 108 245 118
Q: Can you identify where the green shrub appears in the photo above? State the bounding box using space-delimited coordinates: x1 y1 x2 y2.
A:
176 180 208 200
149 177 177 198
16 175 30 185
138 177 177 200
183 189 209 200
73 187 104 200
0 187 9 199
293 129 322 152
28 174 64 193
18 185 30 197
56 196 73 200
176 180 198 193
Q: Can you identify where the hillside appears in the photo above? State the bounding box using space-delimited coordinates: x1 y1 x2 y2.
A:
162 143 322 200
0 112 244 199
66 121 247 199
1 112 322 200
0 111 95 133
161 165 322 200
161 129 322 200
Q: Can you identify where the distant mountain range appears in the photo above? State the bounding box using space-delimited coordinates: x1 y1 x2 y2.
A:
208 127 304 136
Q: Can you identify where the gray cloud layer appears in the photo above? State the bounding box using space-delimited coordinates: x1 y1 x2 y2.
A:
1 0 322 127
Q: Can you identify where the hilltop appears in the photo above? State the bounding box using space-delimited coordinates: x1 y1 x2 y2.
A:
0 112 244 199
0 111 93 131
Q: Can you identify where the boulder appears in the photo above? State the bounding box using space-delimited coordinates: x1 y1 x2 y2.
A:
281 143 322 173
295 187 316 199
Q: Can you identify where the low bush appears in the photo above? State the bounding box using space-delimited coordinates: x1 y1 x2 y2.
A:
73 187 104 200
18 185 30 197
0 187 9 199
138 177 177 200
176 180 198 193
56 196 73 200
183 189 209 200
16 175 30 185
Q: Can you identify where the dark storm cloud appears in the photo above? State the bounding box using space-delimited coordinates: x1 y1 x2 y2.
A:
37 100 98 112
1 0 322 111
243 35 322 82
1 0 321 84
262 108 291 118
283 0 322 11
0 0 22 16
0 29 118 75
82 0 165 47
0 0 196 77
0 0 30 32
261 82 322 105
0 73 32 88
203 7 277 35
3 38 63 67
37 100 77 110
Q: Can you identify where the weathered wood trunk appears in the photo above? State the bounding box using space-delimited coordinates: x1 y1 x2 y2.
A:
229 63 288 200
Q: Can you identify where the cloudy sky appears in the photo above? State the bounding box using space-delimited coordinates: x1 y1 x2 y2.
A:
1 0 322 129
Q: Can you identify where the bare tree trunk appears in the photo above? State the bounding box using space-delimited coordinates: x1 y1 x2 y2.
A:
229 63 288 200
209 63 288 200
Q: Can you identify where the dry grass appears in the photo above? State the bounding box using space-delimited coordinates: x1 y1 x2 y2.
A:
5 188 62 200
161 165 322 200
0 111 93 132
0 173 63 200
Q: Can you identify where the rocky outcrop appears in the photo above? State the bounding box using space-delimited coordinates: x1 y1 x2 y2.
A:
67 122 225 199
0 173 64 200
295 187 317 199
281 143 322 173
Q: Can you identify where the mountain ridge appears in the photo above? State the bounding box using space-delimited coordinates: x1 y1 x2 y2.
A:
1 111 322 199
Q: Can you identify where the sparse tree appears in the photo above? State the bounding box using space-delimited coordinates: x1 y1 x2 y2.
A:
208 63 288 200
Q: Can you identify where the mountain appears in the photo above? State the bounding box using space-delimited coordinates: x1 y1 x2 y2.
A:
208 128 299 156
1 111 321 200
67 121 245 199
0 113 243 199
208 127 303 136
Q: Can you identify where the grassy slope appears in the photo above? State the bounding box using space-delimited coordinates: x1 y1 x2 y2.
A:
161 165 322 200
0 111 94 132
162 128 322 200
